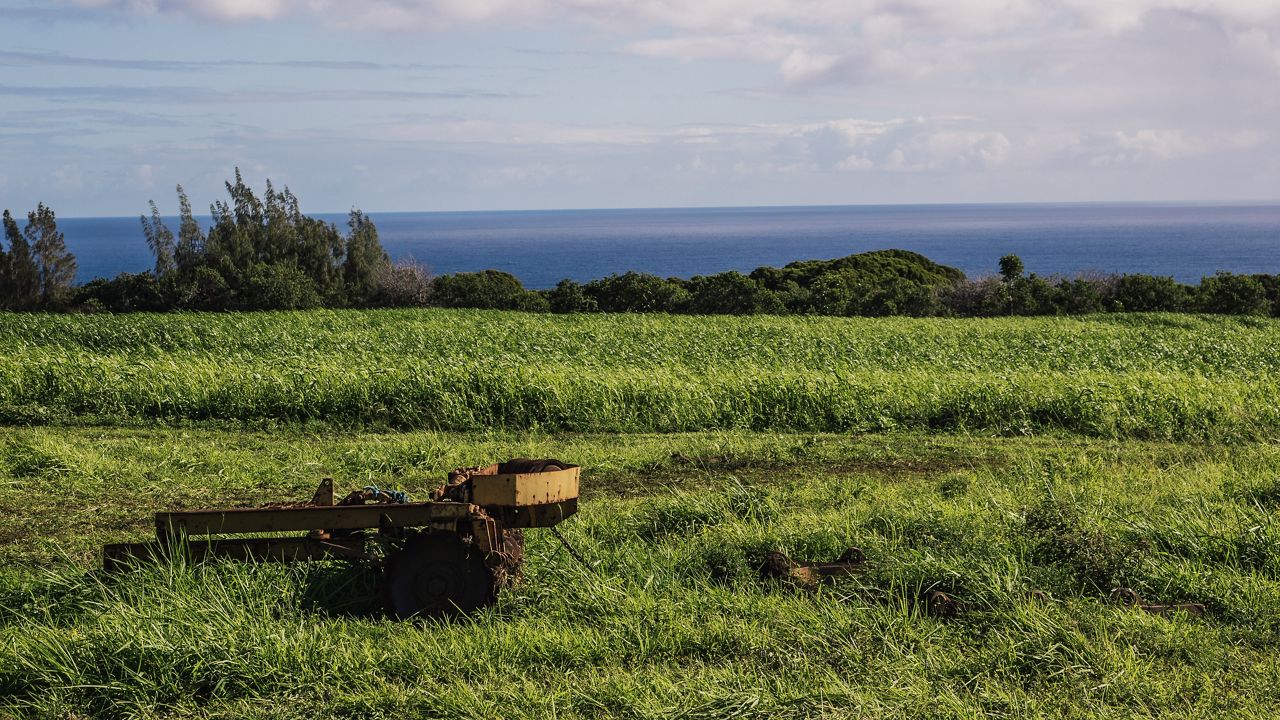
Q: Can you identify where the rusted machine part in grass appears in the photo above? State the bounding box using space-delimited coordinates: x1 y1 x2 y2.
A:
1110 587 1206 617
761 547 867 588
924 590 959 618
103 459 579 620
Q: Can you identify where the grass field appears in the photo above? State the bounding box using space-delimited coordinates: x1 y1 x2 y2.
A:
2 310 1280 439
2 310 1279 718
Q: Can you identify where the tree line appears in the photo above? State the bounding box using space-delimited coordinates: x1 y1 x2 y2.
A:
2 174 1279 317
425 252 1280 317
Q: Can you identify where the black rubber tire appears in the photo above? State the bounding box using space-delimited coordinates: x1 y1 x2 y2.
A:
382 533 496 620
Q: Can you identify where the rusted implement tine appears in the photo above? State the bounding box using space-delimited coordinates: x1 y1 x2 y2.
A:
1110 587 1205 617
761 547 867 588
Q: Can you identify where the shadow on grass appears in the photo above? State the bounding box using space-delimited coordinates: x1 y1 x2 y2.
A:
297 561 385 619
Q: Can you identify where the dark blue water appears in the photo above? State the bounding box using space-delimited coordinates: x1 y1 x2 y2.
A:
55 203 1280 288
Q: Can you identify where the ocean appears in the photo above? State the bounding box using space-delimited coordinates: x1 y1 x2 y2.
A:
53 203 1280 289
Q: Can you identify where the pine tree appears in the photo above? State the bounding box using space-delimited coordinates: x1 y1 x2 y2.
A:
2 209 40 309
140 200 176 278
343 209 389 306
175 184 206 276
205 168 264 296
25 203 77 307
0 213 9 302
143 171 391 309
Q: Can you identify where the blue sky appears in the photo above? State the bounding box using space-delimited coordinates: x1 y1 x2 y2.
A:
2 0 1278 217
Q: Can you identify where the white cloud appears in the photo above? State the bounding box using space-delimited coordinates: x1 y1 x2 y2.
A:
31 0 1280 210
323 113 1254 177
65 1 1280 32
61 0 1280 93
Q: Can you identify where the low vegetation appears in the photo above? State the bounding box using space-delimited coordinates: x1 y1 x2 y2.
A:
2 428 1279 718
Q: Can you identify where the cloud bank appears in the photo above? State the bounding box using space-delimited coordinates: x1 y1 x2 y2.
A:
4 0 1275 213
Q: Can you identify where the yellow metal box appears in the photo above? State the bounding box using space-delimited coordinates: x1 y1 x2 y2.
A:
470 465 580 507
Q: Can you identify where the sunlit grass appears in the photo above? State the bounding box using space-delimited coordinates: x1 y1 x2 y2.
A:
2 309 1279 439
2 428 1279 718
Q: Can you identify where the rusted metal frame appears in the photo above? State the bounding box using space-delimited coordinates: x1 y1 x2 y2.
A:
103 535 369 572
154 501 477 538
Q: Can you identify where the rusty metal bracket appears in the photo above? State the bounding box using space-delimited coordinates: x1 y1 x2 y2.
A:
310 478 335 506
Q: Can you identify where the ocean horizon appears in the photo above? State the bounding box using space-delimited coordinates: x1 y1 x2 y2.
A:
52 201 1280 289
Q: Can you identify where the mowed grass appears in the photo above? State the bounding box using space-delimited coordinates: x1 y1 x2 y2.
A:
2 310 1280 439
3 427 1280 718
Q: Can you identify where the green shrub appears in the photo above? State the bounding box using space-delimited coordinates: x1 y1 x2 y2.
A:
1051 278 1106 314
546 279 599 313
241 263 322 311
430 270 544 310
184 266 233 310
1007 275 1058 315
1197 272 1271 315
585 272 689 313
73 272 168 312
1253 274 1280 317
684 272 782 315
1106 274 1191 312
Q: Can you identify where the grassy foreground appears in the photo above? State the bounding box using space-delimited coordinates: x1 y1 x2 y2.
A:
3 427 1280 718
2 310 1280 439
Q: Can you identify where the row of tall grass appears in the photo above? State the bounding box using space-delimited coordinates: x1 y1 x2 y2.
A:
3 428 1279 718
2 309 1279 438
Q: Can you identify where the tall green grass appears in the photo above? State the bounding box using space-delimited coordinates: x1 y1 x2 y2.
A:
3 428 1280 718
2 310 1279 439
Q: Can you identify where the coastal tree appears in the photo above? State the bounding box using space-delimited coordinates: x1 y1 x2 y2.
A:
1106 274 1189 312
430 270 547 311
140 200 176 278
24 203 77 306
998 254 1025 281
2 209 40 309
174 185 205 277
585 271 689 313
343 209 389 306
137 169 393 310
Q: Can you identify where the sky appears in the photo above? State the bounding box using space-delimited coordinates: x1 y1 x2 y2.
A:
1 0 1279 217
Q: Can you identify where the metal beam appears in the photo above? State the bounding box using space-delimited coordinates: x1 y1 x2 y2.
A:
103 536 369 572
155 501 477 537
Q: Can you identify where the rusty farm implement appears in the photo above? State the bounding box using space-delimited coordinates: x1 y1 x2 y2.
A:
104 458 579 619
